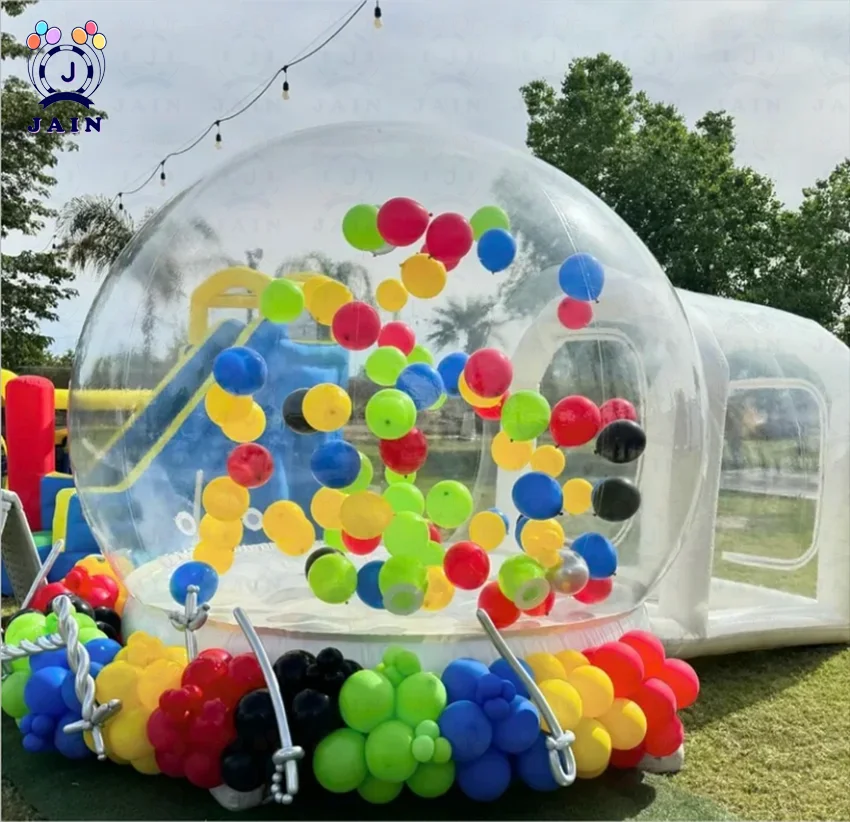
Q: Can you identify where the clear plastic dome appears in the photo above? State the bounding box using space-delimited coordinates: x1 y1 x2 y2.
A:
70 122 708 654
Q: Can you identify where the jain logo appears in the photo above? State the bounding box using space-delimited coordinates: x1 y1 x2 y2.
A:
26 19 106 134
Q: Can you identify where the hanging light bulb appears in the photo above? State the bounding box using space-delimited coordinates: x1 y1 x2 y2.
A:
160 165 167 187
117 193 124 211
215 120 222 150
373 1 382 28
281 68 290 101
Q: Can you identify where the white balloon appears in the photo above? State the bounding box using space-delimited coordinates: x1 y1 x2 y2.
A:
547 550 590 596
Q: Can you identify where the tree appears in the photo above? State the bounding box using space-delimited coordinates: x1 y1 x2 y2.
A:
426 296 504 354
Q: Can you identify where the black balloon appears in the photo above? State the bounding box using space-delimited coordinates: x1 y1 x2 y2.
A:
273 650 315 702
96 621 121 642
304 548 340 579
45 594 95 620
220 741 267 793
93 607 122 633
316 647 344 670
283 388 316 435
594 420 647 464
591 477 642 521
234 689 280 752
341 659 362 677
291 688 341 749
304 662 347 698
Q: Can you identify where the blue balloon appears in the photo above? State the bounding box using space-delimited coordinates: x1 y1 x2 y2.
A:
54 711 93 760
492 695 540 754
31 713 56 738
489 657 533 698
24 667 69 717
212 346 268 396
62 662 102 713
441 658 489 704
514 515 529 546
489 508 510 531
436 352 468 397
396 363 444 411
19 714 33 735
23 733 52 753
515 733 559 791
477 228 517 273
457 747 512 801
86 639 121 667
30 648 70 672
169 561 219 605
438 700 492 763
310 440 361 488
558 252 605 301
35 20 48 35
512 472 563 520
572 532 618 578
356 560 385 610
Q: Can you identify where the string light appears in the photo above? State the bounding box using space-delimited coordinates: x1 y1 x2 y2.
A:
374 1 382 29
281 68 290 101
214 121 222 150
159 164 166 187
117 193 124 211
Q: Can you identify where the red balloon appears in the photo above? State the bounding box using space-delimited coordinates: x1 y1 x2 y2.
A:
147 708 186 751
85 586 116 610
30 581 73 612
655 658 700 710
632 678 677 729
477 581 520 629
599 398 638 427
226 443 274 488
425 212 474 262
189 698 234 749
155 747 187 778
464 348 513 398
443 541 490 590
427 522 442 543
181 656 229 695
62 567 89 594
228 653 266 695
184 749 224 789
557 297 593 330
474 391 508 420
522 587 555 616
379 428 428 474
420 243 460 272
377 321 416 355
643 715 684 758
591 642 645 698
342 532 382 555
160 685 205 725
550 395 601 447
573 577 613 605
331 301 381 350
377 197 430 247
609 743 645 769
198 648 232 664
619 630 666 679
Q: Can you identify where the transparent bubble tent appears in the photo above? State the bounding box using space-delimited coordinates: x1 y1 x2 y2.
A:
70 123 850 667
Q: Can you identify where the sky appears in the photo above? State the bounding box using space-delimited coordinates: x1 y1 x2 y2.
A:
3 0 849 355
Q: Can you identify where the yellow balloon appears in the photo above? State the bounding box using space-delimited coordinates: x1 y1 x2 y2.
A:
423 566 455 611
221 402 266 443
113 647 129 663
566 665 615 718
538 679 583 732
563 478 593 516
400 253 447 299
95 661 140 707
202 476 250 522
598 698 647 751
340 491 393 539
310 487 346 530
137 659 183 712
490 431 533 471
530 445 565 477
308 279 353 325
263 500 307 542
468 510 506 551
458 373 502 408
274 515 316 556
204 384 252 426
526 652 566 683
125 633 167 669
302 383 352 432
198 514 243 549
521 518 565 556
555 649 590 675
165 646 188 666
193 540 236 574
105 707 155 762
376 279 409 312
572 717 612 777
301 273 331 304
131 751 161 775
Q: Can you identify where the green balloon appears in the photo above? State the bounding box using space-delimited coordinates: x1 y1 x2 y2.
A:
470 205 511 241
342 452 373 494
5 612 46 646
382 483 425 515
1 670 30 719
365 347 408 387
432 736 452 764
415 719 440 739
342 203 384 252
313 728 368 793
365 389 417 440
339 670 395 733
324 528 345 551
396 672 447 727
78 628 107 645
260 279 305 323
411 735 435 763
384 512 429 558
308 553 357 604
378 557 427 615
383 646 421 677
358 775 403 804
406 761 455 798
421 539 445 567
407 344 434 366
10 658 30 673
45 612 96 636
375 661 405 688
365 720 417 783
428 393 447 411
501 390 551 442
385 468 417 485
425 480 474 529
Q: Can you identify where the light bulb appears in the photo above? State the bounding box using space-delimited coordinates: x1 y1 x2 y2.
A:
282 88 290 100
215 133 222 150
373 15 382 29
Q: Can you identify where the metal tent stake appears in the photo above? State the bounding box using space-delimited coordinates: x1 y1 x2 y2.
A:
168 585 209 662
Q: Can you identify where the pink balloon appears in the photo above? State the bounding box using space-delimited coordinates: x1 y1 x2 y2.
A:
377 197 430 247
425 213 473 262
600 398 638 427
557 297 593 330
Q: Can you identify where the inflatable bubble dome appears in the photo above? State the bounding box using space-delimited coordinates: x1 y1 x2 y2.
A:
70 121 708 667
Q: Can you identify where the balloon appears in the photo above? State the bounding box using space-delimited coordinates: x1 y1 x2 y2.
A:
356 560 385 609
477 581 520 629
310 487 345 530
407 761 455 798
260 279 304 323
554 650 590 675
342 203 384 251
377 197 430 247
566 665 615 718
574 577 614 604
359 775 404 804
572 533 618 579
212 346 267 396
512 472 563 520
547 549 590 595
340 491 393 539
498 555 550 609
407 343 434 366
523 588 556 616
341 451 373 494
609 743 646 769
382 482 425 515
595 419 647 464
201 476 249 522
331 301 381 350
304 547 341 579
308 552 357 604
365 346 408 386
655 659 700 710
302 383 352 432
440 658 488 704
600 398 638 426
558 252 605 301
469 205 510 240
310 440 361 489
377 321 415 355
521 518 564 556
365 389 417 440
591 477 641 521
220 402 265 443
396 671 446 726
643 715 684 758
463 348 512 398
456 748 511 801
429 394 447 411
436 351 468 396
365 719 417 782
192 541 235 574
557 296 593 330
220 745 266 793
263 500 307 541
473 391 508 420
376 279 408 312
592 643 645 698
396 363 444 410
169 561 218 605
378 556 428 615
384 512 429 559
282 387 316 434
226 442 273 489
530 444 565 477
619 631 666 679
425 480 473 528
422 566 455 611
302 274 332 305
476 228 517 273
443 542 489 589
562 478 593 516
308 280 352 325
4 611 47 645
572 717 612 777
468 510 507 551
204 385 252 426
457 373 502 408
599 698 647 750
385 467 417 485
342 531 381 555
438 700 491 763
313 728 368 793
538 679 583 732
1 671 29 718
501 390 551 441
550 395 601 447
400 254 447 299
490 431 533 471
631 679 677 728
516 734 559 791
425 212 474 262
